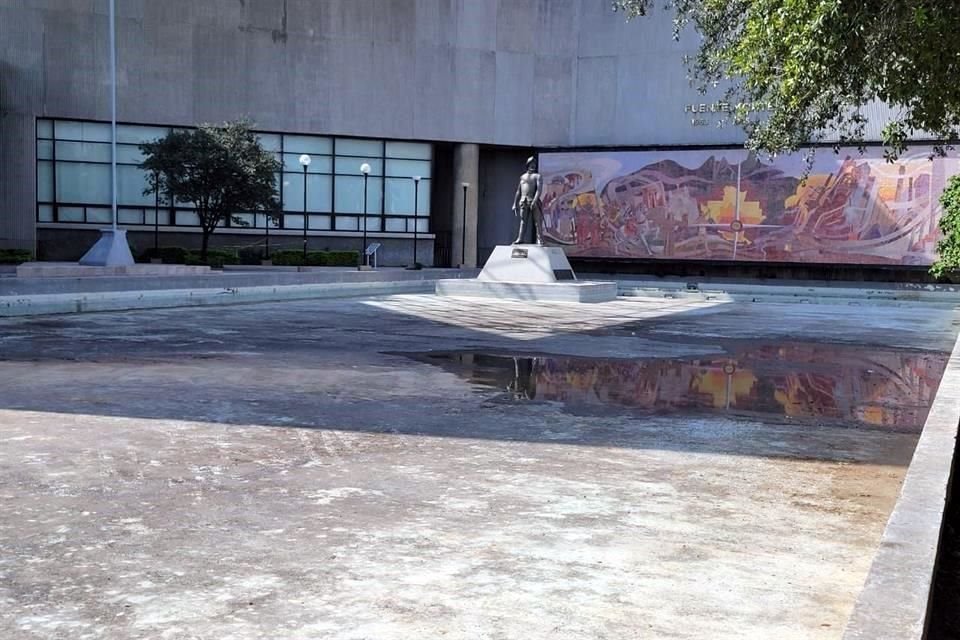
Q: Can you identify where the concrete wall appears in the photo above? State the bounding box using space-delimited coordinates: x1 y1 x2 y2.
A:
0 0 900 254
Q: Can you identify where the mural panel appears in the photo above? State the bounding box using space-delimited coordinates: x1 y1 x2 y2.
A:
540 148 958 265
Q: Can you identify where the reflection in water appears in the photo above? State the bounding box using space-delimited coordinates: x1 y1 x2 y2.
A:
405 344 948 432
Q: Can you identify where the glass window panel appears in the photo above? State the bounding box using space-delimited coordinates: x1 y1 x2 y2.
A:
56 120 111 142
255 213 280 228
87 208 112 223
38 205 54 222
37 161 54 202
283 173 303 212
59 206 85 222
117 144 145 164
57 163 110 204
335 175 382 214
118 165 153 206
37 140 54 160
257 133 282 152
386 141 432 160
385 159 432 178
119 209 144 224
37 119 53 139
176 211 201 226
336 216 359 231
174 197 195 209
362 217 380 232
285 214 305 230
56 141 111 162
415 217 429 233
336 138 382 156
283 135 332 155
282 154 332 173
385 218 406 233
334 157 382 176
417 181 431 215
309 215 331 230
117 124 168 144
306 174 332 212
144 209 158 225
384 178 415 214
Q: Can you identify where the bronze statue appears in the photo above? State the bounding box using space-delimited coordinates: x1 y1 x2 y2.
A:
512 156 544 245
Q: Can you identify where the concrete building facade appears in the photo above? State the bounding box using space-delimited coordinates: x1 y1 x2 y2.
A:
0 0 911 269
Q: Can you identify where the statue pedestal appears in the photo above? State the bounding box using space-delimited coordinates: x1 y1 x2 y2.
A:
436 244 616 303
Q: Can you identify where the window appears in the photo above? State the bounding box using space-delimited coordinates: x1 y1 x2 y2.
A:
36 119 433 234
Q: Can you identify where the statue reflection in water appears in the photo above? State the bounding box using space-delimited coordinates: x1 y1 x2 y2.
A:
507 356 540 400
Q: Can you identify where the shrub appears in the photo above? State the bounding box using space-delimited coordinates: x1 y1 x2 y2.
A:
326 250 359 266
238 248 264 265
139 246 188 264
270 250 305 266
184 249 239 268
0 249 32 264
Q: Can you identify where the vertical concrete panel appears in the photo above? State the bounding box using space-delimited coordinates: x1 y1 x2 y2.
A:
42 9 108 119
452 143 479 267
534 0 578 57
496 0 537 54
573 55 617 146
452 48 496 142
455 0 496 51
532 55 573 146
0 6 43 251
494 51 534 145
413 42 455 140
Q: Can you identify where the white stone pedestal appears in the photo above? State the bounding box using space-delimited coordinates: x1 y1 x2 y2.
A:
436 244 616 303
478 245 576 283
78 228 135 267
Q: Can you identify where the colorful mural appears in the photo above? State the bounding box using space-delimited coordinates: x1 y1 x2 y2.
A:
412 346 948 432
540 148 959 265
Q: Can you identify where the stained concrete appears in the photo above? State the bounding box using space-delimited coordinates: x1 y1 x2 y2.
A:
0 295 958 639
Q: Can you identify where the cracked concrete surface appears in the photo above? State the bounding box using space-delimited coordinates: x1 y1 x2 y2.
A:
0 295 957 639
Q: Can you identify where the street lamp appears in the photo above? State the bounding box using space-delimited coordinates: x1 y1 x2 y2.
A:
407 176 422 270
461 182 470 268
153 169 160 254
359 162 371 269
299 154 311 261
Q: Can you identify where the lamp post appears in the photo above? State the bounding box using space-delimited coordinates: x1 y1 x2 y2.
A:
153 169 160 254
461 182 469 268
359 163 371 269
407 176 422 270
299 154 311 261
264 213 271 260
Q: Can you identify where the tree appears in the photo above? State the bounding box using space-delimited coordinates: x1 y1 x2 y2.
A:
932 175 960 280
140 120 281 261
612 1 960 160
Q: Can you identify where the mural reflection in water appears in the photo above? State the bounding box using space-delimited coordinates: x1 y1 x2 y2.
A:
410 344 948 432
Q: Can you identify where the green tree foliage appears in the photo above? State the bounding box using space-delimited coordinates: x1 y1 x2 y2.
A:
932 175 960 279
612 1 959 160
140 120 280 260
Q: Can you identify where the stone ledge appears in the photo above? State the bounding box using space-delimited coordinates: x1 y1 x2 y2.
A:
0 281 434 317
842 332 960 639
16 262 212 278
435 279 617 303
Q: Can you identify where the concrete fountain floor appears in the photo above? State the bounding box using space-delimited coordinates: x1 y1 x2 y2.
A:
1 294 958 640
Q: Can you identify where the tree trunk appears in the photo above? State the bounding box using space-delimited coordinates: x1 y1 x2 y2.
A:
201 230 211 262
